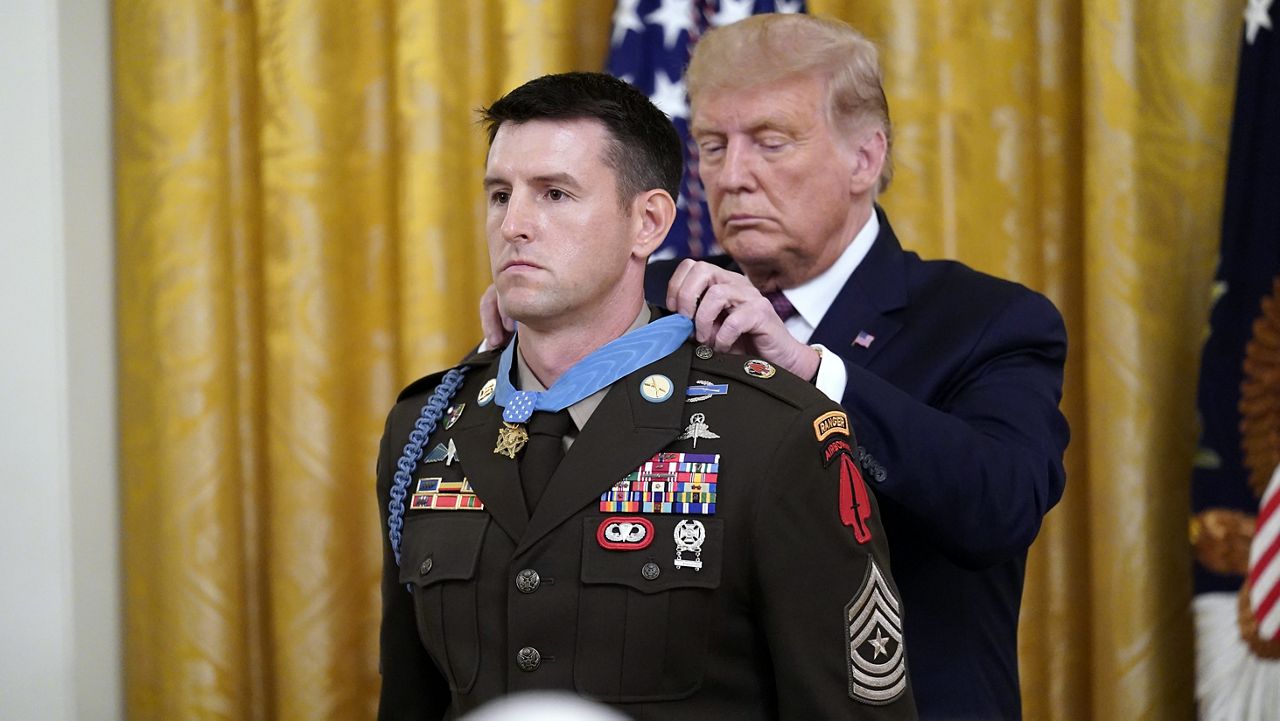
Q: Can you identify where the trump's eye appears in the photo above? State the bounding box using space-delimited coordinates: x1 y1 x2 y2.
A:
489 190 510 205
759 135 791 151
547 188 566 201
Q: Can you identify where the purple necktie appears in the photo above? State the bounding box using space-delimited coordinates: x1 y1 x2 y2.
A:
765 290 798 322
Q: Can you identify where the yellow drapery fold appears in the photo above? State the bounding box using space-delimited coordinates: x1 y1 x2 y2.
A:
116 1 1235 718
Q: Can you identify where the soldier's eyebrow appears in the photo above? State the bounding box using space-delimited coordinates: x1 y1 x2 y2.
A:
483 172 583 190
530 172 582 189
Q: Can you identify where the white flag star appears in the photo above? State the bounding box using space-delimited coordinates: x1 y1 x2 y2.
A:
1245 0 1274 45
649 69 689 120
711 0 755 27
644 0 695 50
611 0 645 48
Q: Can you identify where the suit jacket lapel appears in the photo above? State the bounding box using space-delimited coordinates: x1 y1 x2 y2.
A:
810 206 908 368
451 372 529 543
514 343 692 557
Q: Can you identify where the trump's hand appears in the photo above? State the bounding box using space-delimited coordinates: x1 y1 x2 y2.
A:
480 284 514 349
666 259 820 381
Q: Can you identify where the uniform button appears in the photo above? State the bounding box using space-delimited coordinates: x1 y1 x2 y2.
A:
419 557 433 575
516 646 541 672
695 345 714 360
515 568 541 594
641 561 661 580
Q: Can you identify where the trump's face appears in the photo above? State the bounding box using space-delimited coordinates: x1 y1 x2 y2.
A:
692 72 869 290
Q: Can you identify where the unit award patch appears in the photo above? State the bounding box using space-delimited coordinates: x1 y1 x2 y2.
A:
845 559 907 705
409 477 484 511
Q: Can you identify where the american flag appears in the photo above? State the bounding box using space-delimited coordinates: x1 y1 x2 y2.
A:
1191 1 1280 716
854 331 876 348
606 0 806 260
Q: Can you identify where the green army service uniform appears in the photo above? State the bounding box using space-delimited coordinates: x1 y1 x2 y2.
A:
376 337 917 720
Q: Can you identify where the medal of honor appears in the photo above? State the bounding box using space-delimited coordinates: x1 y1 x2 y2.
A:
494 421 528 458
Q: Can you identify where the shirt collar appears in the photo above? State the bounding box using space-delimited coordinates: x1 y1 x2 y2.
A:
515 304 651 431
783 210 880 328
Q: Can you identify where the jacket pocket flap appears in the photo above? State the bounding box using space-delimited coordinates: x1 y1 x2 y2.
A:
580 516 723 593
397 514 489 587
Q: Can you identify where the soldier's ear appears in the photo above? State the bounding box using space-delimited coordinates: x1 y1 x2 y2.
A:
849 129 887 197
631 189 676 260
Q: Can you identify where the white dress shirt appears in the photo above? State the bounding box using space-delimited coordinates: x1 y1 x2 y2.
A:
777 211 880 403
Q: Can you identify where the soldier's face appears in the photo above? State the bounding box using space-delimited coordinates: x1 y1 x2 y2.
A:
692 73 865 290
484 119 637 329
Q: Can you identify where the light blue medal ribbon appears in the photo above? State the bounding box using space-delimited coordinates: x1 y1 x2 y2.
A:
494 313 694 422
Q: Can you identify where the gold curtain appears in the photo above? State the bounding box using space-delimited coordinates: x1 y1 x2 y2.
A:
115 1 1238 719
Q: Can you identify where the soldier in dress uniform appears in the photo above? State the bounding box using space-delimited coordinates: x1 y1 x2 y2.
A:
376 71 916 720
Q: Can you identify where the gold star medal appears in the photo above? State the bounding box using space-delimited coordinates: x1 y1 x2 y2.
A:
494 421 528 459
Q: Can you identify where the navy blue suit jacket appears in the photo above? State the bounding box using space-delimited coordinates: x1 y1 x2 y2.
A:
645 207 1069 720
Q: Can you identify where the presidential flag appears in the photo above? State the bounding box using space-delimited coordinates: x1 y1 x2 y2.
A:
606 0 806 260
1191 2 1280 718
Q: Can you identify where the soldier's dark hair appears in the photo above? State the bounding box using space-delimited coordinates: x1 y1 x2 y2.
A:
480 72 683 206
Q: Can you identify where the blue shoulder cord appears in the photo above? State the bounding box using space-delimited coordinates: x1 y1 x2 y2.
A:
387 366 468 591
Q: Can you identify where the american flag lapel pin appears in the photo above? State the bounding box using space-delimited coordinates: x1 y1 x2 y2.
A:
853 331 875 348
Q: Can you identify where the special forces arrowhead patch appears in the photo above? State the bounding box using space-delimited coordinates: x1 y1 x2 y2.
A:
845 559 907 705
824 438 873 544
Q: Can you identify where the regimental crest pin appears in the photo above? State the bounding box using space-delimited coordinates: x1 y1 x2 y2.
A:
423 437 459 465
679 412 720 448
845 559 907 705
743 359 776 378
494 421 528 459
673 519 706 571
444 403 465 430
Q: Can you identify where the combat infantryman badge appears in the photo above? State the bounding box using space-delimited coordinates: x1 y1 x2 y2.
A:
679 412 721 448
686 380 729 404
845 559 907 705
673 519 706 570
494 422 528 459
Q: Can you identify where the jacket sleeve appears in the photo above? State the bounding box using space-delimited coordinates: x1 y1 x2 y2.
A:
376 406 451 721
840 290 1069 568
751 400 918 720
